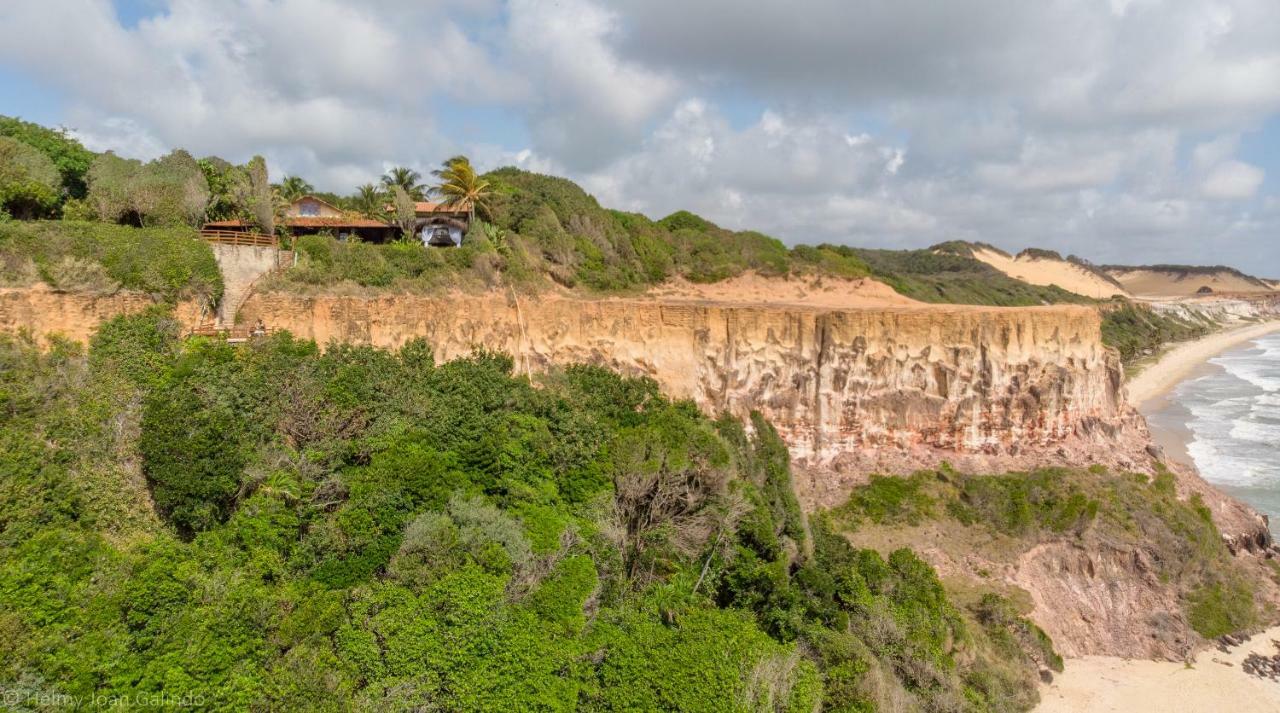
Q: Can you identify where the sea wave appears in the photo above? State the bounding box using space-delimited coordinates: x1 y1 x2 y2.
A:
1175 334 1280 493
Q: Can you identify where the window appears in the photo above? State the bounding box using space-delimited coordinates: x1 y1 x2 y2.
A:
298 200 320 217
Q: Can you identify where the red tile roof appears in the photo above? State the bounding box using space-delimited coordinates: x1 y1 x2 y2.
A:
204 217 393 229
414 201 468 214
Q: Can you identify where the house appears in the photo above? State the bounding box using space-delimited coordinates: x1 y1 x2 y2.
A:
412 201 469 247
203 195 470 246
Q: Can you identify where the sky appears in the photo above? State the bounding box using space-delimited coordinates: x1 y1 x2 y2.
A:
1 0 1278 275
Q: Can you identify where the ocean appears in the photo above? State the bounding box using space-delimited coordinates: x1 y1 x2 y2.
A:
1148 332 1280 534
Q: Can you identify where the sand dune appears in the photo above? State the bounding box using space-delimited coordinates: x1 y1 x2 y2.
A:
1106 267 1277 298
971 248 1129 299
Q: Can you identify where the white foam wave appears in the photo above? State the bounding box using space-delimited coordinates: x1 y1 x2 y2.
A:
1228 418 1280 445
1210 355 1280 393
1175 337 1280 489
1186 438 1270 486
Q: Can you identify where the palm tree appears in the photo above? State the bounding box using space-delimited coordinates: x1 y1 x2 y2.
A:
277 175 313 202
380 166 426 201
351 183 386 219
430 156 491 224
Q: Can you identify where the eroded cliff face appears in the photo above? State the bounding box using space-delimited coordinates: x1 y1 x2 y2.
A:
0 284 202 344
239 292 1141 495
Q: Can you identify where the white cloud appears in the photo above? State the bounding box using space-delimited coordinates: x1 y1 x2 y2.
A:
504 0 679 170
1201 160 1265 200
0 0 1277 273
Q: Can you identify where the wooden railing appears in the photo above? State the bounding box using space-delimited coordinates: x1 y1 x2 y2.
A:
187 323 282 341
199 229 278 247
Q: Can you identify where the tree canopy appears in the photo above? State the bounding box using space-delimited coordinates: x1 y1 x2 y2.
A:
381 166 426 201
432 155 492 221
86 150 210 227
0 114 95 198
0 135 61 219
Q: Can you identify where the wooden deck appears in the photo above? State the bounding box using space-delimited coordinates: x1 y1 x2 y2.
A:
199 229 278 247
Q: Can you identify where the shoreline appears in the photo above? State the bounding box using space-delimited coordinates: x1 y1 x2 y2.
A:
1125 320 1280 409
1036 626 1280 712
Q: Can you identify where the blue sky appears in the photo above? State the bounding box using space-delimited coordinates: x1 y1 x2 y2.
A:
1 0 1278 275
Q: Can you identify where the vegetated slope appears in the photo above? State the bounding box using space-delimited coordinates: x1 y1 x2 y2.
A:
271 168 1092 307
828 465 1267 659
939 241 1129 299
276 169 870 296
0 219 221 303
1099 300 1216 365
831 244 1095 306
1103 264 1277 297
0 312 1059 711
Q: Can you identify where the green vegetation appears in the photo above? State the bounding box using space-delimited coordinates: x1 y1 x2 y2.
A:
0 219 221 302
432 155 493 224
844 246 1094 306
277 175 314 202
0 115 95 199
833 465 1259 640
271 167 1103 308
381 165 427 201
86 150 210 227
0 315 1055 710
1188 580 1257 639
1104 263 1274 287
271 169 811 293
1100 300 1214 364
0 135 61 219
0 117 1129 309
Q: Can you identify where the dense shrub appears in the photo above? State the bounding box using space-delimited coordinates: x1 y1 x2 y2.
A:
1101 300 1213 364
0 135 60 219
0 219 221 302
0 115 95 198
845 245 1095 306
86 150 209 227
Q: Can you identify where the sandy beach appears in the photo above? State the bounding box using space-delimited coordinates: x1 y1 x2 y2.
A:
1036 627 1280 712
1125 320 1280 409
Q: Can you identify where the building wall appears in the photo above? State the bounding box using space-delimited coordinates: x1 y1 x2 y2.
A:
288 197 344 218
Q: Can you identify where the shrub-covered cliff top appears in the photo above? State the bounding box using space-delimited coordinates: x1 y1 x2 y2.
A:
0 219 221 302
272 167 874 294
273 168 1095 306
836 245 1094 306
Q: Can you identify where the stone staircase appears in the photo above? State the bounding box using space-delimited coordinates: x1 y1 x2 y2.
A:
191 238 294 337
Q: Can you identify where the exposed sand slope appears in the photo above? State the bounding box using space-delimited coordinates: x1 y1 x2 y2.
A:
1125 320 1280 407
640 272 923 308
1106 267 1277 298
1036 626 1280 713
971 248 1128 299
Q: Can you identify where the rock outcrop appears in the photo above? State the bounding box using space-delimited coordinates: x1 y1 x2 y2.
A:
0 284 200 343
